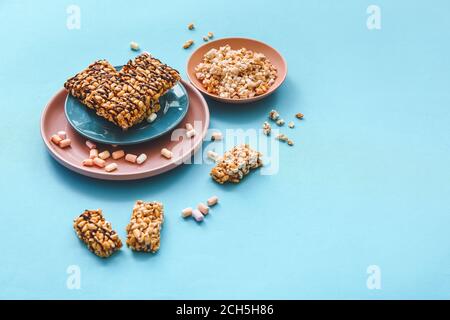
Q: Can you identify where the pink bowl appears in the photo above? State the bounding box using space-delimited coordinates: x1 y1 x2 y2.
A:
186 37 287 104
41 80 210 180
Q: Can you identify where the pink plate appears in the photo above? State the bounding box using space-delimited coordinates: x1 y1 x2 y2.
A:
41 80 210 180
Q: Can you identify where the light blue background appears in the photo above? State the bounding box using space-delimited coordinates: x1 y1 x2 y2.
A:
0 0 449 299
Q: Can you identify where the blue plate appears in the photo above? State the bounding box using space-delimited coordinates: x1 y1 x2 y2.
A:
65 81 189 145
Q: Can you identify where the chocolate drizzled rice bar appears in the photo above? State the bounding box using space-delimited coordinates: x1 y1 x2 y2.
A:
73 209 123 258
64 53 180 130
126 201 164 253
210 144 263 184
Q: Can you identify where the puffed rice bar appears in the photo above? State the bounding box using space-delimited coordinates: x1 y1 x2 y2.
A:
210 144 263 184
125 201 164 253
73 209 122 258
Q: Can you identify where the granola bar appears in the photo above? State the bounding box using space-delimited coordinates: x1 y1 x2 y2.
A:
126 201 164 253
73 209 122 258
64 53 180 130
119 52 181 102
210 144 263 184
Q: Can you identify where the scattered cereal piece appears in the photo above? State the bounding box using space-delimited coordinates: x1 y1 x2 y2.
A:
85 140 96 150
288 121 295 128
276 119 285 126
98 150 111 160
186 129 196 138
269 110 280 121
182 207 193 218
211 132 222 141
161 148 173 159
111 144 118 148
276 133 289 142
198 203 209 215
207 196 219 206
207 150 218 161
146 112 157 123
59 139 71 148
105 163 118 172
112 150 125 160
183 40 194 49
136 153 147 164
93 157 106 168
276 134 294 146
207 32 214 39
192 209 204 222
57 131 67 140
263 122 271 136
130 41 140 51
89 149 99 159
126 201 164 253
203 36 209 42
188 23 194 30
186 123 193 131
296 112 304 119
125 153 137 163
82 159 94 167
73 209 122 258
51 134 62 145
210 144 263 184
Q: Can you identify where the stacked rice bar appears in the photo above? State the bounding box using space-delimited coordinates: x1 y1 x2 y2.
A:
64 53 180 130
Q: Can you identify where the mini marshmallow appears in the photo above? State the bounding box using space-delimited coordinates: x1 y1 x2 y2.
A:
192 209 204 222
146 113 157 123
85 140 96 150
186 123 193 131
51 134 62 145
105 163 118 172
98 150 111 160
198 203 209 215
57 131 67 140
136 153 147 164
161 148 172 159
82 159 94 167
207 196 219 206
125 154 137 163
89 149 99 159
93 157 105 168
112 150 125 160
181 207 193 218
59 139 71 148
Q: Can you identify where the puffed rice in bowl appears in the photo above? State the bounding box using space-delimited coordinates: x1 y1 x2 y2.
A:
187 38 287 104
